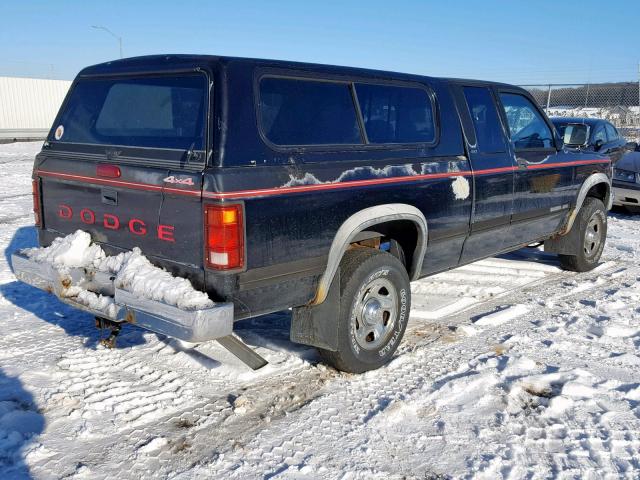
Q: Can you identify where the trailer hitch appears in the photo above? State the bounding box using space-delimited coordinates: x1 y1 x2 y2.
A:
95 317 122 349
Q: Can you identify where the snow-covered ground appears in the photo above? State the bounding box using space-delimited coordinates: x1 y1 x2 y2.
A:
1 142 639 479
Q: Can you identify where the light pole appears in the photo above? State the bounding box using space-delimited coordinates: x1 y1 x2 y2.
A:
91 25 123 59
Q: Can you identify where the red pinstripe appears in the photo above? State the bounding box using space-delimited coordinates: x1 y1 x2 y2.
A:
202 170 470 199
36 158 610 201
37 170 202 197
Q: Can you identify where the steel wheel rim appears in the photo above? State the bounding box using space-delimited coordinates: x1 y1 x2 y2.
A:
583 212 604 258
352 277 398 350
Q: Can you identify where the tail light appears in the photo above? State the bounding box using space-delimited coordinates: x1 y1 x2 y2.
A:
204 204 244 270
32 179 41 226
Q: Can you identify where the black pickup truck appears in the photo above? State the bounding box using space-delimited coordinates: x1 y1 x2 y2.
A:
13 55 612 373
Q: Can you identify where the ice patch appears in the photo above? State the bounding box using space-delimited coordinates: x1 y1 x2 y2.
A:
475 304 529 327
411 297 477 320
138 437 168 454
458 325 479 337
604 325 640 338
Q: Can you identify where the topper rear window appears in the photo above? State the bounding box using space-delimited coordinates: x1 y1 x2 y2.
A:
50 74 207 150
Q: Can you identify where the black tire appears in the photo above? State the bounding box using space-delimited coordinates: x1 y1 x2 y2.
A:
388 238 406 266
318 248 411 373
558 197 607 272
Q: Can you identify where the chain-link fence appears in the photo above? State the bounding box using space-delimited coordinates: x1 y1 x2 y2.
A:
520 83 640 142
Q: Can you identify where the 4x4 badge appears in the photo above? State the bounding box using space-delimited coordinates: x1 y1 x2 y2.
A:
163 176 195 186
105 148 122 160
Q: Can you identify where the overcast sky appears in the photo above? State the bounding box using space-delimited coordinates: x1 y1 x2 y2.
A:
1 0 638 85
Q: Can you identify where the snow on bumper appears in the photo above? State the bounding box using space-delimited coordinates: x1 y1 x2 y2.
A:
11 251 233 342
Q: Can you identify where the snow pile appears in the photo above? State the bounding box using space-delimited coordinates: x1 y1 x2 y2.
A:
22 231 117 317
22 230 213 312
60 285 118 319
24 230 105 270
114 248 214 310
94 249 134 274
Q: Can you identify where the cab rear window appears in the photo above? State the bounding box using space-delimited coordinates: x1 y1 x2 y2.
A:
50 74 207 150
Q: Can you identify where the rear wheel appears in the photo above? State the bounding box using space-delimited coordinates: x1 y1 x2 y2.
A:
558 197 607 272
318 248 411 373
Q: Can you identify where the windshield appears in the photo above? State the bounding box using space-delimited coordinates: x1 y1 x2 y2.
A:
554 123 589 146
50 74 207 150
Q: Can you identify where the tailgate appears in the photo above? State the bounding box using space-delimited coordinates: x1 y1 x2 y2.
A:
38 158 203 266
35 71 209 269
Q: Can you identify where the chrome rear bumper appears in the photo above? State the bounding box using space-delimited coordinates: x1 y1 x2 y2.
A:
11 251 233 342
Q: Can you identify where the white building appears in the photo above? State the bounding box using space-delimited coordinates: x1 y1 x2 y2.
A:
0 76 71 141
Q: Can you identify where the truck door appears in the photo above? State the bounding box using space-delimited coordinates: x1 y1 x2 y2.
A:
496 91 574 246
454 85 515 263
603 122 625 163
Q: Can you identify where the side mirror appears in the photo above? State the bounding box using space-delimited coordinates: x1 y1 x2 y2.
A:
626 141 638 151
594 139 604 151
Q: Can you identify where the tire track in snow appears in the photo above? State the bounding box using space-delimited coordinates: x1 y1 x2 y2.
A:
169 260 640 479
1 140 636 478
18 252 635 479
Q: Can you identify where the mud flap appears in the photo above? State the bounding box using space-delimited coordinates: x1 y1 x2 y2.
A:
544 220 582 255
290 271 340 351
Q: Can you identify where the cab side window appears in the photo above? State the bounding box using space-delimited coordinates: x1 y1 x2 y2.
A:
592 124 607 144
605 123 619 142
462 86 506 153
354 83 435 144
499 93 554 149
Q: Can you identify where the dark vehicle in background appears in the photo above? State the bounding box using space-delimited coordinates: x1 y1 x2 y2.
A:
550 117 634 164
12 55 614 373
611 152 640 213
